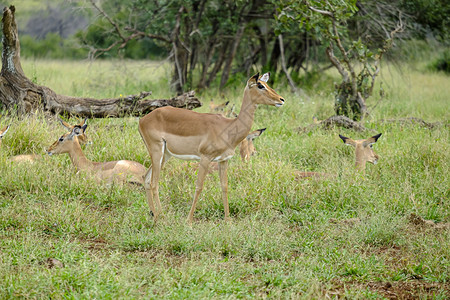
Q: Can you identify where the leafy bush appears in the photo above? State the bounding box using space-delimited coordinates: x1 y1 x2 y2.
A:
428 49 450 73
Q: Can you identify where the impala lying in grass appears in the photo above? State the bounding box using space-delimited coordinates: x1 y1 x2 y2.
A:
293 133 382 179
46 123 147 185
339 133 382 173
209 100 230 113
189 128 267 174
139 72 285 224
1 119 89 163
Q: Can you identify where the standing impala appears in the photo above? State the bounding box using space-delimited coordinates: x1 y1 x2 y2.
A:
139 72 285 224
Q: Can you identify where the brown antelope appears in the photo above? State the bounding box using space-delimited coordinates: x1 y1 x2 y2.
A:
58 118 90 145
189 128 267 174
3 119 89 163
293 133 382 179
138 72 284 224
239 128 266 162
209 100 229 113
339 133 382 173
46 123 147 185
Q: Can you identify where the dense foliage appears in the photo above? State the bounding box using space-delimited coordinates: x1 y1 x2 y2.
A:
11 1 449 86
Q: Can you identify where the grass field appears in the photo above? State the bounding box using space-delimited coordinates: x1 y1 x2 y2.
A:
0 59 449 298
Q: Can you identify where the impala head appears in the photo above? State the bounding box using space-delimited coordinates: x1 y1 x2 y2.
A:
246 72 285 107
240 128 266 162
339 133 382 171
58 118 90 145
0 125 10 147
47 124 87 155
209 100 229 112
239 128 266 161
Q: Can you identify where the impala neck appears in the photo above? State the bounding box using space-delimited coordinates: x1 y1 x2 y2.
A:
355 159 366 173
231 88 257 147
67 140 93 171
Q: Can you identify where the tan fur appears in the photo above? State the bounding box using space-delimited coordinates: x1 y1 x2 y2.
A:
58 118 90 145
239 128 266 162
1 119 89 164
46 125 146 185
209 100 229 113
293 133 381 180
138 72 285 224
339 133 382 173
189 128 266 174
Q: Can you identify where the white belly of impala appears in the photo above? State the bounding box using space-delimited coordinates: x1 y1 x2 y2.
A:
213 155 233 162
165 147 233 162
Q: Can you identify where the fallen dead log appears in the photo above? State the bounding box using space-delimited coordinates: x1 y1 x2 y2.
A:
379 117 446 129
0 6 202 117
296 115 370 133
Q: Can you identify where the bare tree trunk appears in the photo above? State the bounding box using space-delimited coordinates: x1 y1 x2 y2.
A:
0 6 201 117
278 35 308 99
220 24 246 89
205 42 228 87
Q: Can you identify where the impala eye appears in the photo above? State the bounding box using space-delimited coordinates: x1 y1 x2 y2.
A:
59 136 64 142
257 83 265 89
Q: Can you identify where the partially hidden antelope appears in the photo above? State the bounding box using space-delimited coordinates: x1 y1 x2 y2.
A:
46 123 147 185
138 72 285 224
209 100 229 113
294 133 382 180
339 133 382 173
2 119 89 163
189 128 267 174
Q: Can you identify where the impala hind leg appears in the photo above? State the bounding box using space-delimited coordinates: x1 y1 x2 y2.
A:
187 156 210 225
144 143 165 219
218 161 231 222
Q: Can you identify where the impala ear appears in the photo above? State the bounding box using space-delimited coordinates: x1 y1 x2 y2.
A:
364 133 382 147
339 134 356 147
79 118 88 127
69 125 86 139
58 117 72 130
247 128 266 140
370 133 382 143
0 125 10 137
248 73 259 86
259 72 270 83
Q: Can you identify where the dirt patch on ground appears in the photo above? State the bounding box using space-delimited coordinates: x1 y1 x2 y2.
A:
76 236 111 252
408 213 450 230
329 217 361 227
327 280 449 299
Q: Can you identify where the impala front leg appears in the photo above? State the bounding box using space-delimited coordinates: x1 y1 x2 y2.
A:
218 161 230 222
187 156 210 225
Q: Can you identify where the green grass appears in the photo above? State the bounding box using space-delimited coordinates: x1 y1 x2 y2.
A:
0 59 449 298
